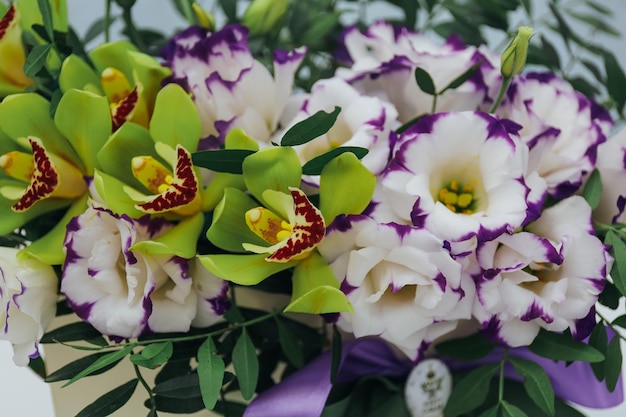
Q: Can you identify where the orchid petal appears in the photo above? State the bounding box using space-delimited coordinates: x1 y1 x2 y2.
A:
0 93 82 167
92 169 145 218
21 194 88 264
97 122 159 189
54 89 112 173
284 252 352 314
197 253 295 285
242 146 302 206
319 152 375 224
206 187 268 252
150 83 201 152
131 212 203 259
59 54 102 94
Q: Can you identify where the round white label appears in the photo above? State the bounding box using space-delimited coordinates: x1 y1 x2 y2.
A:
404 358 452 417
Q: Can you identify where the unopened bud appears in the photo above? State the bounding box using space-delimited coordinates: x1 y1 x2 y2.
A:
242 0 289 37
192 3 215 30
500 26 533 78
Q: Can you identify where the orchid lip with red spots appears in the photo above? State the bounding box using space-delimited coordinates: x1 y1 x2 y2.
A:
111 86 139 131
0 5 16 40
12 139 58 212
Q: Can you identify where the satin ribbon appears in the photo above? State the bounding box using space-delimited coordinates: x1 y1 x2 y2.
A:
243 336 623 417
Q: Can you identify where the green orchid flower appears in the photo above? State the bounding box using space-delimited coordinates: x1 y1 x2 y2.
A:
94 83 239 218
0 89 111 263
59 40 170 131
0 4 35 97
198 146 376 315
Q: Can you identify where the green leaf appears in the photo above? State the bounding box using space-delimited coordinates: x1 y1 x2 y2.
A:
435 332 496 361
275 316 304 368
28 355 46 379
612 315 626 328
40 321 103 344
566 11 620 37
192 149 256 174
153 373 201 399
501 400 529 417
443 364 498 417
63 346 134 387
301 147 369 176
605 230 626 296
441 61 483 93
281 107 341 146
477 405 500 417
528 329 604 362
130 342 173 369
604 51 626 114
599 281 621 309
37 0 55 42
319 152 375 224
232 328 259 400
605 334 623 392
589 323 608 381
24 44 52 77
75 379 138 417
46 352 125 383
582 169 602 210
508 357 555 416
197 336 225 410
414 67 436 95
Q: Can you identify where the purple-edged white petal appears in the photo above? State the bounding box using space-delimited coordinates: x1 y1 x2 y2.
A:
473 196 608 346
593 125 626 224
497 72 613 198
61 207 224 338
190 258 230 328
375 111 537 243
279 77 399 176
319 215 473 359
336 22 499 122
0 247 57 366
162 24 305 149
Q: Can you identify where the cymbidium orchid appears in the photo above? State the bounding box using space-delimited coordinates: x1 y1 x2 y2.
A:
336 21 499 122
93 84 210 218
279 77 399 177
0 247 58 366
61 206 228 339
472 196 608 347
318 214 474 359
375 111 543 244
161 23 305 149
59 40 170 131
496 72 612 198
198 145 375 314
0 4 34 97
0 89 111 263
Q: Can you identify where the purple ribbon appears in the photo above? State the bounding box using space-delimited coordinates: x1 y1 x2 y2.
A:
243 336 623 417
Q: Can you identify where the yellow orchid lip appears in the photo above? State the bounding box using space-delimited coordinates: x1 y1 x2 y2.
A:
11 138 86 212
134 145 201 215
0 151 34 182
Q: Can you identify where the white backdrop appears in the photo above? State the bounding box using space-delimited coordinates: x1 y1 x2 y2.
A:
2 0 626 416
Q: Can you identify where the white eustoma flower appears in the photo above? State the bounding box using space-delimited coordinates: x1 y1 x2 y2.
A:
280 77 399 176
336 21 498 122
593 125 626 224
497 72 612 198
376 111 541 243
318 214 473 359
473 196 608 347
0 248 57 366
161 24 305 149
61 207 227 339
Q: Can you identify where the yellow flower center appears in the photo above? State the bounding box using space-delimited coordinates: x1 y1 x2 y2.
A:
438 180 475 213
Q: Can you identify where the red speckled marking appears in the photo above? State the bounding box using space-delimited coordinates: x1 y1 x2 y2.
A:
0 5 16 40
137 146 199 213
13 138 58 212
267 189 325 262
111 87 138 131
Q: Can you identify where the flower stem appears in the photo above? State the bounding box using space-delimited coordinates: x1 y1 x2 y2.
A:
133 358 156 412
489 76 512 113
499 346 509 403
104 0 112 43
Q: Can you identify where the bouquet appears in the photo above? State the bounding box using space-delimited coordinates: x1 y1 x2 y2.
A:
1 0 626 416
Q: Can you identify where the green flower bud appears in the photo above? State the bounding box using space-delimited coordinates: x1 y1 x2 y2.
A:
500 26 533 78
192 3 215 30
242 0 289 37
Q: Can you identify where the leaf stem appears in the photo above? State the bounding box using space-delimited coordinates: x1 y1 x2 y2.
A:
498 346 509 403
132 357 156 412
597 310 626 343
